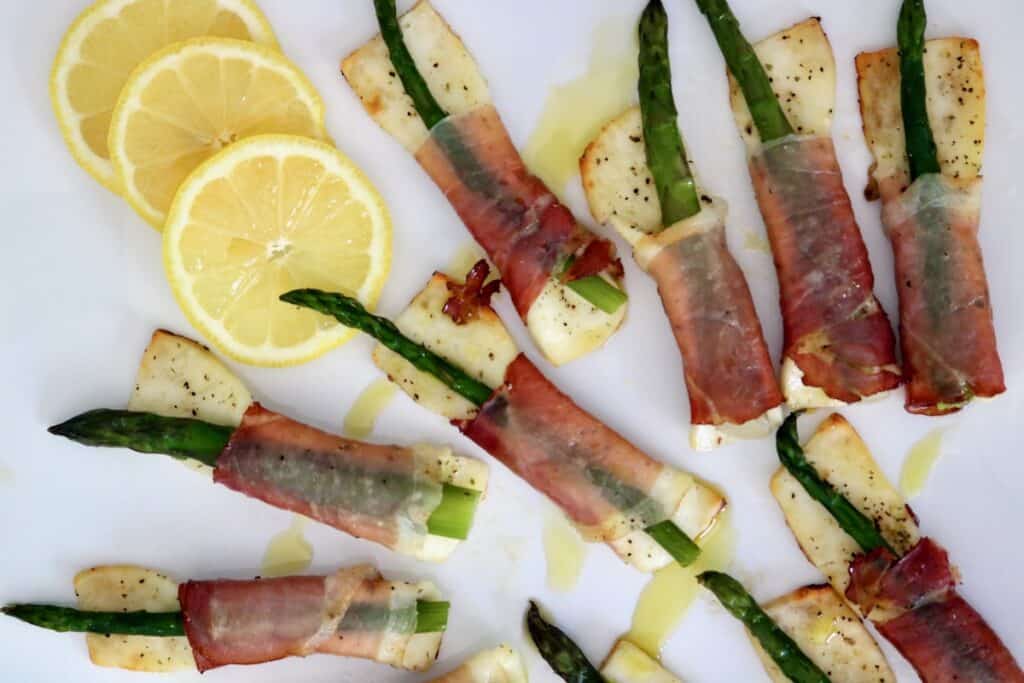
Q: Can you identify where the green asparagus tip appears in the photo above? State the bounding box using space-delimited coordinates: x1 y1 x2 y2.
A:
526 601 605 683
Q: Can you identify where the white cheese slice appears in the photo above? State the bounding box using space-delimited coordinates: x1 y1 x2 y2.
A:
856 37 985 190
770 414 920 607
525 275 627 367
430 645 528 683
600 639 682 683
753 584 896 682
74 565 193 672
729 18 836 155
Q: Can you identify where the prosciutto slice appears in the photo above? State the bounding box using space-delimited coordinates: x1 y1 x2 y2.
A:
415 105 622 316
214 404 442 554
458 354 688 541
880 174 1004 414
750 135 900 402
179 566 435 672
847 538 1023 682
634 199 783 426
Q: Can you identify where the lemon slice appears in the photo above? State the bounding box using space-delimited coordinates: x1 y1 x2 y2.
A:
51 0 277 193
164 134 392 366
110 37 327 228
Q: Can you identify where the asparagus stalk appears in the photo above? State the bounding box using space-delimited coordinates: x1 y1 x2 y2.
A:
638 0 701 225
898 0 941 181
566 276 628 314
693 0 794 143
49 411 480 541
282 289 700 566
697 572 830 683
3 600 450 636
372 0 447 128
525 602 607 683
776 414 895 555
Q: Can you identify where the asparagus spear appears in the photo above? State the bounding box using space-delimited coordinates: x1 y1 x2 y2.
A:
698 572 831 683
693 0 794 142
372 0 447 128
525 602 607 683
638 0 701 225
776 414 895 555
3 600 450 636
49 411 480 541
898 0 941 181
281 289 700 566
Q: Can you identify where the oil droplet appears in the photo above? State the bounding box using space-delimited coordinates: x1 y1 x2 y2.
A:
261 516 313 578
743 230 771 255
542 513 587 592
443 242 488 280
343 379 397 439
900 428 946 498
809 614 838 644
628 512 735 658
523 18 638 195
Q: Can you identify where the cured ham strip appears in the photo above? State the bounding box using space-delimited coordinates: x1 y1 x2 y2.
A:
458 354 688 541
179 567 370 672
215 404 442 554
750 135 900 402
415 105 621 316
847 539 1024 682
879 170 1003 414
634 200 782 427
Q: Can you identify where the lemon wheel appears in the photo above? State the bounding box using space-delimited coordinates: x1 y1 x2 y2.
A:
50 0 278 193
110 37 327 228
163 135 392 366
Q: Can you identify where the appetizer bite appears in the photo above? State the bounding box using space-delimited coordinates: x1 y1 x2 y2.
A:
527 602 683 683
342 0 628 366
772 414 1023 680
48 330 486 562
429 645 527 683
692 0 901 409
582 0 783 451
281 262 726 573
857 0 1004 414
3 564 448 673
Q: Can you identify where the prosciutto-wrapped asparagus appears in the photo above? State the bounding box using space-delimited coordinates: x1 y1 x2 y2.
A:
581 0 782 450
856 0 1004 415
48 330 486 562
772 413 1023 681
3 564 449 673
281 263 725 573
693 0 901 408
341 0 627 366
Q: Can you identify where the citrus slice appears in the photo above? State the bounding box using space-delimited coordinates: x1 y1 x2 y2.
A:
110 37 327 228
163 134 392 366
50 0 278 193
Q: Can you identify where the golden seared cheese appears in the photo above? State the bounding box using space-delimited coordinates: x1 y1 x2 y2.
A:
75 565 193 672
600 639 683 683
429 645 528 683
414 443 490 563
128 330 251 426
372 272 517 421
770 414 920 608
753 584 895 683
341 0 489 153
857 37 984 192
729 18 837 154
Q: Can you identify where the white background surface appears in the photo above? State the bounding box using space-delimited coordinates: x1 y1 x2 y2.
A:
1 0 1022 681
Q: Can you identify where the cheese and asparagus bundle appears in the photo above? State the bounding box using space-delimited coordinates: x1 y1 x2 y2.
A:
856 0 1004 415
772 414 1023 681
342 0 628 367
47 330 487 562
528 588 894 683
2 564 448 673
582 0 783 451
281 262 725 573
692 0 902 409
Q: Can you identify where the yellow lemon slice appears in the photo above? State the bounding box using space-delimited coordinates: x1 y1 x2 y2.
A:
163 134 392 367
110 37 327 228
51 0 277 193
